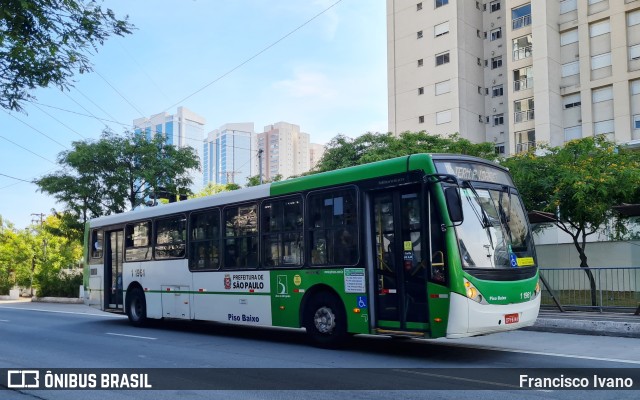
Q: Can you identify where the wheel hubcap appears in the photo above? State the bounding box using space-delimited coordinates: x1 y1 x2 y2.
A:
313 306 336 334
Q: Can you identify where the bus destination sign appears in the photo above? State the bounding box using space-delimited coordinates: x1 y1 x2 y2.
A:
435 161 513 186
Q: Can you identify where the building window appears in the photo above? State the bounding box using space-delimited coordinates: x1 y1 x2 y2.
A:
514 97 535 123
490 28 502 41
435 0 448 8
434 21 449 37
493 114 504 126
435 80 451 95
630 45 640 61
494 144 505 155
561 61 579 77
492 84 503 97
560 29 579 46
513 65 533 91
594 119 614 136
592 86 613 103
513 35 532 61
436 110 452 125
417 30 423 39
418 87 424 95
417 59 424 67
564 126 582 142
560 0 577 14
491 56 502 69
563 93 581 109
435 52 450 66
633 115 640 129
512 4 531 30
589 20 610 38
490 0 500 13
419 115 425 123
591 52 611 70
629 10 640 26
417 2 423 11
515 130 536 152
631 79 640 95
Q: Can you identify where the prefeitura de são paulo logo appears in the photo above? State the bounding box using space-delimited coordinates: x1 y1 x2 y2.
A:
224 274 231 290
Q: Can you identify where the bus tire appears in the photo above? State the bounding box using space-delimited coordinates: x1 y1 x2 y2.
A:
126 287 147 327
304 292 348 348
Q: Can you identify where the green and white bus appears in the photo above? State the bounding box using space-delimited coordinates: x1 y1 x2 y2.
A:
84 154 540 346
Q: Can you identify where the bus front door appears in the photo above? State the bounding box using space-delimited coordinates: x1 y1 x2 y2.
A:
372 187 428 332
104 230 124 310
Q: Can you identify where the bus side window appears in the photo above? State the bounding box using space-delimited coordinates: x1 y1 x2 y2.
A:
429 191 447 283
308 188 358 266
91 230 103 259
223 203 258 269
189 209 220 271
125 221 152 262
262 196 303 268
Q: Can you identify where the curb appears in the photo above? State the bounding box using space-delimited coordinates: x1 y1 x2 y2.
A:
31 297 84 304
525 318 640 338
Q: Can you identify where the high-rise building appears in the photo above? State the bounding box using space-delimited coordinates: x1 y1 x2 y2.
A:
256 122 310 180
387 0 640 155
133 106 206 191
203 123 256 187
309 143 326 170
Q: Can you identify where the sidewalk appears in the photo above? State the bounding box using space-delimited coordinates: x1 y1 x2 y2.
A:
526 309 640 338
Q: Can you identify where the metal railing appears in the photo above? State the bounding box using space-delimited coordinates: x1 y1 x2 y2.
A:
513 45 532 61
514 109 535 123
512 15 532 30
513 77 533 91
540 267 640 312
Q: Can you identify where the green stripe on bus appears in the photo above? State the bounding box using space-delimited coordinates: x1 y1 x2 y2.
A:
144 290 271 296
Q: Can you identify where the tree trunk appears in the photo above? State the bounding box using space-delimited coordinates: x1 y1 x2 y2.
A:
571 231 597 307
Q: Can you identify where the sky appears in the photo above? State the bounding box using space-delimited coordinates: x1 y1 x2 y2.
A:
0 0 388 229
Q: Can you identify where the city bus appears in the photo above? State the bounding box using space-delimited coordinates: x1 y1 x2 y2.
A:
84 154 540 346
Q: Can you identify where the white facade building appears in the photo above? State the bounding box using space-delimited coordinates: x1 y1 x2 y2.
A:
387 0 640 155
256 122 311 180
203 123 256 187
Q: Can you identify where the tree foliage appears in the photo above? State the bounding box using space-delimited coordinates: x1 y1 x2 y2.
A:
502 136 640 305
191 182 241 198
36 131 200 230
245 174 282 187
313 131 497 172
0 0 133 111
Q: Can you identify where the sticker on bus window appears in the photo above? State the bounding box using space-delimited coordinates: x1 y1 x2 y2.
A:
516 257 535 267
403 241 412 251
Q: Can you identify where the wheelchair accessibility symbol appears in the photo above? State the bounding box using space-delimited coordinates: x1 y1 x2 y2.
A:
357 296 368 308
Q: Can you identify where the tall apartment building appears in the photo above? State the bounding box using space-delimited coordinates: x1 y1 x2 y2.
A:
133 106 206 191
387 0 640 155
256 122 310 180
203 123 256 186
309 143 326 170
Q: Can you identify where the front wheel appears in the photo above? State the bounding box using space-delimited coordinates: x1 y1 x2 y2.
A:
304 292 348 348
126 287 147 327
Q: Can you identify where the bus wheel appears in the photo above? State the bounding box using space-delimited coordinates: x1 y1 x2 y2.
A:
126 287 147 327
304 292 347 348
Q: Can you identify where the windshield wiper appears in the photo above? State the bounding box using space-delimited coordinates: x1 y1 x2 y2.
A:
462 181 494 252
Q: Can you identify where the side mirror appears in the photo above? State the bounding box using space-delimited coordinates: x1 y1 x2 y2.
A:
444 187 463 224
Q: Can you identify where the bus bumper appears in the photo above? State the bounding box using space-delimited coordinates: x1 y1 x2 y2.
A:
446 292 540 339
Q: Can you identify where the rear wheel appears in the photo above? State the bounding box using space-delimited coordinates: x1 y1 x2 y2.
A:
126 287 147 327
304 292 348 348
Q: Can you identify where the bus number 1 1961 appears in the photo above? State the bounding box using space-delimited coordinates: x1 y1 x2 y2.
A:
132 269 145 278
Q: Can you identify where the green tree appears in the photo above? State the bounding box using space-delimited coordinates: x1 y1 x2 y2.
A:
245 174 282 187
502 136 640 305
191 182 241 198
314 131 496 172
1 0 133 111
36 131 200 230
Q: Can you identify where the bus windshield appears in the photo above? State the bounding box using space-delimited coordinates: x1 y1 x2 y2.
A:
455 185 535 269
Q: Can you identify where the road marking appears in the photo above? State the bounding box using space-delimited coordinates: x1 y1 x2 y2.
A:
436 341 640 365
0 305 125 318
106 332 157 340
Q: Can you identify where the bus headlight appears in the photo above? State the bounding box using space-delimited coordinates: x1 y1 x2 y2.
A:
464 278 487 304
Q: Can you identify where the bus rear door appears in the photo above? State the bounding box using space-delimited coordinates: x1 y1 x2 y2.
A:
104 230 124 310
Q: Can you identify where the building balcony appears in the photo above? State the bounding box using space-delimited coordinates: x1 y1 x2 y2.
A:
512 15 531 30
513 45 532 61
513 77 533 92
514 109 535 123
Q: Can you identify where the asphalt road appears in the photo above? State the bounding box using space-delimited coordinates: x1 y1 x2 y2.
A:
1 302 639 399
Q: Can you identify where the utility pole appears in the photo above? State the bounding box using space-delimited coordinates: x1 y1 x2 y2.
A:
258 149 264 185
30 213 46 297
